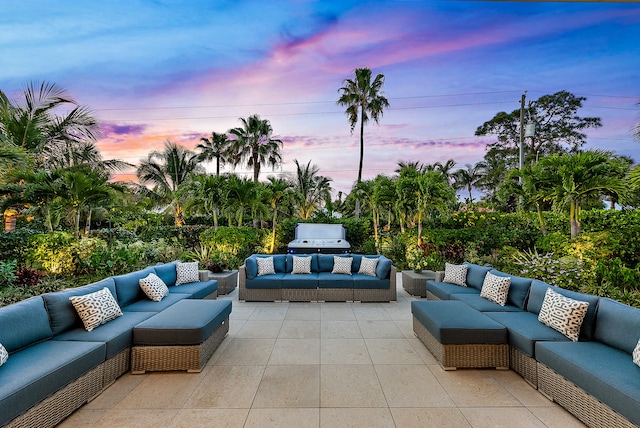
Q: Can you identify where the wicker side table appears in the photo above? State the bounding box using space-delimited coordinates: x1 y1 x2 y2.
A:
402 270 442 297
208 270 238 295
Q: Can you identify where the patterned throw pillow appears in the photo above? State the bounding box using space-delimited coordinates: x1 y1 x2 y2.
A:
291 256 312 274
480 272 511 306
538 288 589 342
443 263 467 286
633 339 640 368
332 256 353 275
257 256 276 276
175 262 200 285
358 257 379 277
0 343 8 367
69 287 123 332
139 273 169 302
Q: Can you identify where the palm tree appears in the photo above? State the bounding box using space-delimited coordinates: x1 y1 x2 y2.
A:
453 162 486 204
337 67 389 217
228 114 283 183
196 131 231 177
434 159 457 184
265 177 293 253
223 175 264 227
356 175 394 252
538 150 627 238
291 159 332 219
183 173 227 229
136 141 203 226
414 171 456 244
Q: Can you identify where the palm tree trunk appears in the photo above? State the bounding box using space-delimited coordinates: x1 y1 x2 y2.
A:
467 185 473 204
417 211 423 245
216 157 220 177
569 200 579 238
355 113 365 219
74 209 81 240
213 207 219 230
84 207 92 238
373 208 379 252
536 203 547 236
270 208 278 253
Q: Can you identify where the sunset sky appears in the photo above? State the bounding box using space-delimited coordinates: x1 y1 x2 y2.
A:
2 1 639 194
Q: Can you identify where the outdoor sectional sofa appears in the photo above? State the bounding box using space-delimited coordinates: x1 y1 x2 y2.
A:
412 261 640 428
239 253 396 302
0 261 230 428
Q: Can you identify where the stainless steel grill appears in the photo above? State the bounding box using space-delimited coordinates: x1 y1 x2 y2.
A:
287 223 351 254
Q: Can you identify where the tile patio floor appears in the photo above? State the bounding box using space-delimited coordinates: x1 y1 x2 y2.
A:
59 274 585 428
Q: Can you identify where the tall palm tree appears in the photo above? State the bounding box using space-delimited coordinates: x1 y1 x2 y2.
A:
183 173 227 229
538 150 627 238
337 68 389 217
136 141 203 226
224 175 264 227
292 159 332 219
228 114 283 183
265 177 293 253
453 162 486 204
196 131 231 177
434 159 457 184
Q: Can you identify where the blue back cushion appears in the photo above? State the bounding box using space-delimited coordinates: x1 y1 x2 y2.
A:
489 269 532 309
0 296 53 352
43 278 118 335
463 262 491 290
153 261 177 286
318 254 334 272
112 267 155 307
376 256 392 279
245 256 258 279
527 279 600 340
594 298 640 354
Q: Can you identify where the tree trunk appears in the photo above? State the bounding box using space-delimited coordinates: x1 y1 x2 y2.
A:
569 201 580 238
373 208 379 252
355 111 365 219
213 207 219 230
270 208 277 253
536 203 547 236
84 207 92 238
417 211 423 245
74 209 81 240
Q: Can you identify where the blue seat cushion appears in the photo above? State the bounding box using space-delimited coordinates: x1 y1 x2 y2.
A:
526 280 599 340
463 262 492 290
53 311 156 358
43 278 118 336
133 300 232 346
536 341 640 426
451 294 524 312
122 293 190 312
411 300 506 344
0 340 105 427
245 273 285 289
594 298 640 354
0 296 52 353
426 280 479 300
353 274 389 289
169 280 217 299
112 267 156 307
489 269 532 309
153 261 178 286
485 311 569 357
318 272 353 289
281 273 319 289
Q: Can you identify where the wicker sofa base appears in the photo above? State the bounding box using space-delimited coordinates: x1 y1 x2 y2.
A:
281 288 318 302
413 316 509 370
510 347 537 388
103 347 131 386
6 364 104 428
239 287 281 302
318 288 354 302
537 362 635 428
131 316 229 374
426 291 441 301
355 286 397 302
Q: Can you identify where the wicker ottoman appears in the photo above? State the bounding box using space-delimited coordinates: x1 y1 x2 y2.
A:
411 300 508 370
131 299 232 374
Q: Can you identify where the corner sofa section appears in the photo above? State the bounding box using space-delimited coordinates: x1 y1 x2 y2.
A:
415 261 640 428
239 254 396 302
0 261 220 428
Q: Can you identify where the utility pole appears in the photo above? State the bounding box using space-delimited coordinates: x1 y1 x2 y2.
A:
519 91 527 181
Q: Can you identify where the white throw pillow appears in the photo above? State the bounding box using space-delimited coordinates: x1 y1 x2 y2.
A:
291 256 312 274
332 256 353 275
175 262 200 285
480 272 511 306
538 288 589 342
443 263 467 286
257 256 276 276
69 287 123 332
139 273 169 302
633 339 640 368
358 257 379 277
0 343 8 367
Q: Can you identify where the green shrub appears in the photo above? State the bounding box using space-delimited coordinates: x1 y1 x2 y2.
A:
26 232 76 274
512 249 586 291
0 259 17 288
0 227 40 264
